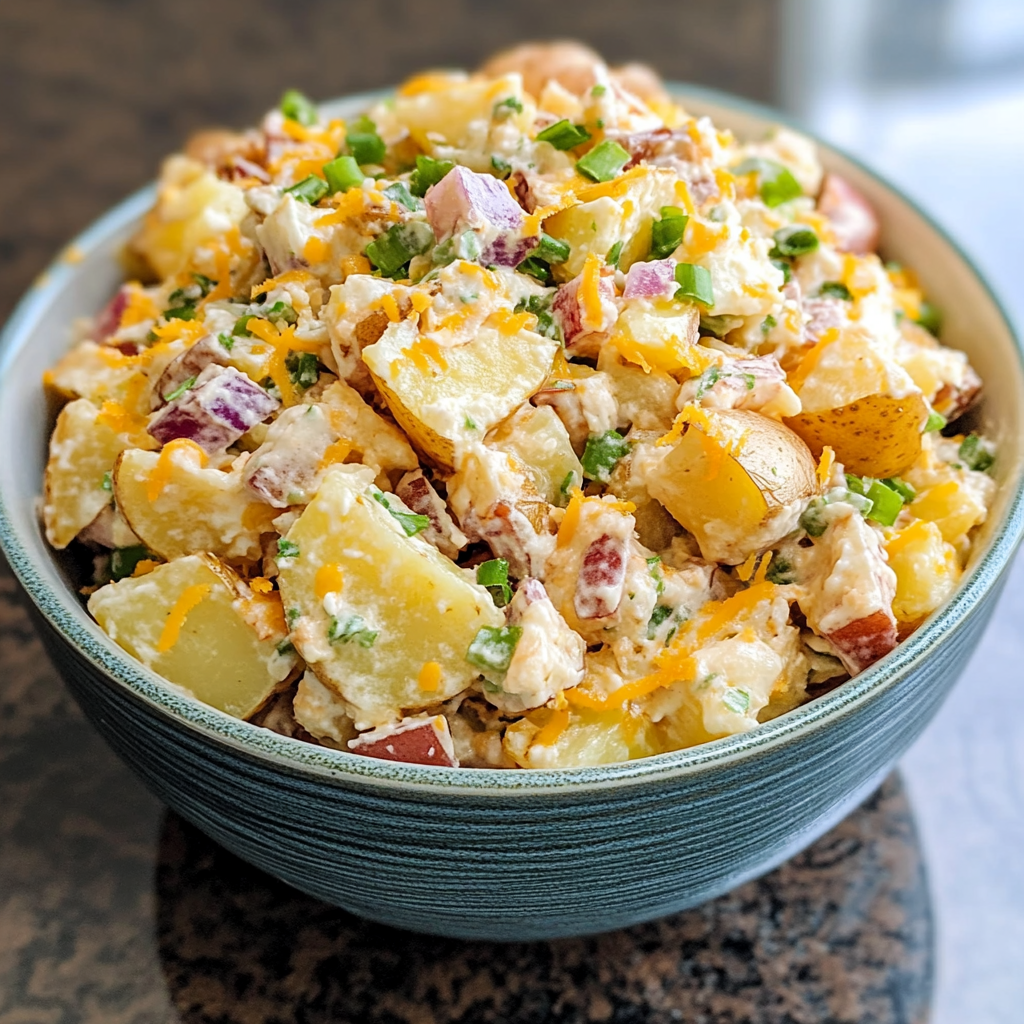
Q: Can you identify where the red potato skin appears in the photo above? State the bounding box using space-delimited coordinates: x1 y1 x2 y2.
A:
933 365 982 423
826 611 898 674
92 287 129 342
349 718 458 768
574 533 627 620
817 173 880 255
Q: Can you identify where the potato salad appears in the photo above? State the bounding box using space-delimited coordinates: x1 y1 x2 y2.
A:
42 42 998 769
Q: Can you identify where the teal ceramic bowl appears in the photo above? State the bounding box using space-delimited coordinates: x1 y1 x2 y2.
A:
1 88 1021 941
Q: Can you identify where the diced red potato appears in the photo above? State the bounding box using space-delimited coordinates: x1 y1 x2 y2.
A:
796 508 898 675
574 533 628 619
92 288 130 342
613 128 719 205
147 364 279 453
348 715 459 767
551 267 618 353
817 173 880 256
396 470 467 560
622 258 678 301
676 355 801 419
151 334 231 409
424 166 534 267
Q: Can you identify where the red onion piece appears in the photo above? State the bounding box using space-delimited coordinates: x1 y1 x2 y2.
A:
424 165 524 240
552 268 618 347
622 258 678 300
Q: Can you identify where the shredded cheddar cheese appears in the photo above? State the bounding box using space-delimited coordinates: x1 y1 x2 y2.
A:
314 563 345 599
418 661 442 692
533 707 570 748
156 584 210 653
146 439 208 502
816 446 836 488
249 577 274 595
578 252 605 332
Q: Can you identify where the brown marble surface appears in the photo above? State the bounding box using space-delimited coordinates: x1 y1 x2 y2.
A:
0 559 931 1024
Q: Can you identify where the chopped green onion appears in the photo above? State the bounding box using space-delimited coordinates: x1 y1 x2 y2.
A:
591 84 607 97
517 256 554 286
581 429 631 482
606 240 624 267
275 639 295 657
674 262 714 306
466 625 523 674
722 689 751 714
924 410 947 432
694 366 722 399
280 89 318 127
765 555 796 585
649 206 689 261
477 559 512 607
575 139 630 182
513 293 560 340
493 96 524 118
490 154 511 178
769 225 819 258
862 479 903 526
560 470 580 497
536 119 591 150
191 273 216 296
800 501 828 537
771 258 792 284
698 313 738 339
286 351 319 390
232 314 255 337
284 175 330 205
346 116 386 166
262 300 298 325
371 489 430 536
819 281 853 301
163 376 196 402
286 607 301 627
364 221 435 277
732 157 803 207
409 155 455 197
217 333 234 352
323 155 363 193
647 604 672 639
101 471 113 493
885 477 916 503
383 182 421 210
915 300 942 336
110 545 153 582
958 433 994 473
327 614 378 648
761 314 777 335
646 555 665 596
532 233 570 264
162 304 196 322
276 538 300 559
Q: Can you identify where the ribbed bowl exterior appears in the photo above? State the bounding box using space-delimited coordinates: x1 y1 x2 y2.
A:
36 576 999 940
2 86 1021 942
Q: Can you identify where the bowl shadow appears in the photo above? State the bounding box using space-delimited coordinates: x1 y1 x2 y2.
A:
155 774 931 1024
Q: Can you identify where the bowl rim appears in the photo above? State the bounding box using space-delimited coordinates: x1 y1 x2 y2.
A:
1 83 1022 796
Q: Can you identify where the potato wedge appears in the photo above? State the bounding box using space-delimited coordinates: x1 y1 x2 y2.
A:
647 409 818 564
114 444 277 562
362 317 558 470
487 404 583 506
785 330 928 478
544 167 680 279
88 554 296 719
43 399 158 549
276 465 504 727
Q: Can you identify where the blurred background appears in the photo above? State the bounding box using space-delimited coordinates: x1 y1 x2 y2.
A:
1 2 1022 1021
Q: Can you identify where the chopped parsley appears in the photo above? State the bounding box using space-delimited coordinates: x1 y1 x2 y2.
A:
276 538 300 559
580 429 631 483
371 489 430 536
327 614 378 648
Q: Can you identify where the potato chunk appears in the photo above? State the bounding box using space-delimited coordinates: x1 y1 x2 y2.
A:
88 554 296 719
647 409 818 564
785 329 929 478
362 317 558 469
114 444 277 562
43 398 157 549
276 465 503 727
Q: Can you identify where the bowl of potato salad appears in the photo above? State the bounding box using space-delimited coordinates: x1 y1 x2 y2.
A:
1 41 1021 939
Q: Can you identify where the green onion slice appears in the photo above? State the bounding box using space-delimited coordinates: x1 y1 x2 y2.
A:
575 139 630 183
580 429 631 482
958 433 994 473
818 281 853 301
323 155 363 194
364 221 435 278
280 89 318 127
409 155 454 197
110 545 154 582
674 262 714 306
769 224 819 258
531 233 571 264
732 157 803 207
536 119 591 151
914 300 942 336
466 625 523 674
276 538 300 559
371 489 431 536
284 175 330 205
477 559 513 607
649 206 689 261
924 410 947 433
162 376 197 403
327 613 378 648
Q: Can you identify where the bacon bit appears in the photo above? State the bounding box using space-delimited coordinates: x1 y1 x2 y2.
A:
120 286 159 327
380 293 401 322
488 308 537 335
578 253 605 333
302 236 331 264
156 583 211 653
131 559 159 578
736 551 758 582
340 254 372 277
575 533 628 619
789 327 841 393
146 438 208 502
418 661 442 693
816 446 836 488
533 707 570 748
314 562 345 599
319 438 353 470
249 577 274 594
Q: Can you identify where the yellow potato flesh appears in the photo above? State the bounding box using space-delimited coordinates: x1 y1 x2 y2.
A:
114 447 276 562
276 467 503 726
43 399 156 549
88 554 295 719
647 410 817 562
362 319 558 470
